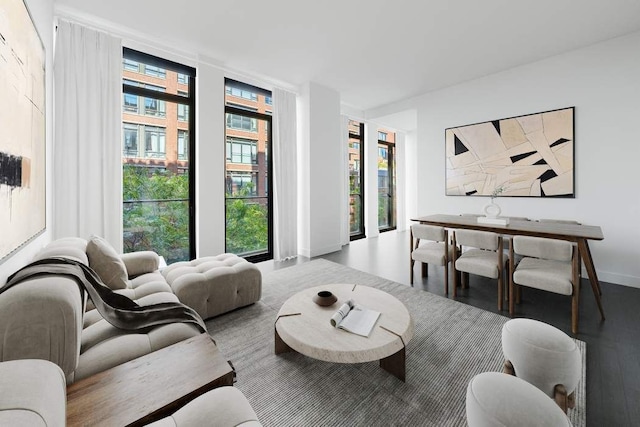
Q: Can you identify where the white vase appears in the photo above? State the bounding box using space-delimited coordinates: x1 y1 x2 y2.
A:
483 201 501 218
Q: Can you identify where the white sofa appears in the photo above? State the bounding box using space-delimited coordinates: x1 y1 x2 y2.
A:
0 237 264 425
0 359 262 427
0 236 261 383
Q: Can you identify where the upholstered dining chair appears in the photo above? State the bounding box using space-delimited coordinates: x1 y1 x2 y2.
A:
452 230 505 310
509 236 581 334
410 224 452 294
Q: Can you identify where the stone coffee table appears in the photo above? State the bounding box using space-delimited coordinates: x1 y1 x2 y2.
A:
275 283 414 381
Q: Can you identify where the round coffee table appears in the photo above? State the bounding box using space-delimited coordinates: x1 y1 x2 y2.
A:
275 284 414 381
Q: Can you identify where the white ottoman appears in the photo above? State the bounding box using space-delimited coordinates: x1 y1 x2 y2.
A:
162 254 262 320
466 372 571 427
502 318 581 412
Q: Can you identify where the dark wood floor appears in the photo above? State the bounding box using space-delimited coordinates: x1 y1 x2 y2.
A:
259 230 640 426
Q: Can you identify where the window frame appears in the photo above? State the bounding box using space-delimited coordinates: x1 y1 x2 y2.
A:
224 93 273 263
349 121 366 241
122 47 197 259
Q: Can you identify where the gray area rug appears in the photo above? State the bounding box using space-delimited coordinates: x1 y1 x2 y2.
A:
206 259 586 426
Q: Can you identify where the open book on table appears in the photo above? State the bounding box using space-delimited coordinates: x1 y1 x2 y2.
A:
330 299 381 337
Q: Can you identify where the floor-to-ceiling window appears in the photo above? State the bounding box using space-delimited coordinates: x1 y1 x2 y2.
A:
224 79 273 261
121 48 195 263
348 120 365 240
378 129 396 232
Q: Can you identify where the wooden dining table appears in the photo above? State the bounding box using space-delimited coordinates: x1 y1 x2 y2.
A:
410 214 605 320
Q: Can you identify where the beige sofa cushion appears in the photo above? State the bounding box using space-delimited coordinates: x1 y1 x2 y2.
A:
147 386 262 427
0 359 67 427
86 235 129 290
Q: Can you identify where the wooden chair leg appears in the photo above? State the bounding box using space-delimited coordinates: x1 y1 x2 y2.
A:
571 246 580 334
503 359 515 376
509 243 515 316
571 291 579 335
498 237 504 311
444 262 449 296
497 274 503 311
462 272 469 289
516 285 522 305
422 262 428 277
554 384 568 413
410 259 415 286
452 233 458 297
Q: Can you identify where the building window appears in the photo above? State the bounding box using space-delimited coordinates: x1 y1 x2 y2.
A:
226 137 257 164
123 123 139 158
123 59 139 72
177 73 188 84
144 64 166 79
378 131 387 141
177 130 188 160
144 97 166 117
226 113 257 132
124 93 138 113
144 126 166 158
226 171 258 196
177 103 189 121
265 96 272 105
225 86 258 101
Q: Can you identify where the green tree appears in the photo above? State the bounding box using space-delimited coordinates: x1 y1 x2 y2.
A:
123 166 269 262
225 184 268 254
123 166 190 263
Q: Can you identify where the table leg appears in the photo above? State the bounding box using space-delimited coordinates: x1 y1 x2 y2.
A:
275 329 293 355
379 347 406 382
577 239 605 320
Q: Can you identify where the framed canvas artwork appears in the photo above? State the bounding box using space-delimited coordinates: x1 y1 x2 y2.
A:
445 107 575 198
0 0 46 261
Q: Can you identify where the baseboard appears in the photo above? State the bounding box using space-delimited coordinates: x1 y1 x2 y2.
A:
303 244 343 259
596 270 640 288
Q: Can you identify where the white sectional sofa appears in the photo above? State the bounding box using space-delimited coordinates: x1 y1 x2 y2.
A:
0 236 264 426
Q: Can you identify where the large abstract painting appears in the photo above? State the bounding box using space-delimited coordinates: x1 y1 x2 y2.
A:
0 0 46 261
446 107 574 198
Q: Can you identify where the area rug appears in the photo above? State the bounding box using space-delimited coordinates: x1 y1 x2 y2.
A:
206 259 586 426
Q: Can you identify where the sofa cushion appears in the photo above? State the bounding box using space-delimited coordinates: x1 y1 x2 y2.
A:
0 359 67 426
74 323 201 382
146 386 262 427
86 235 129 290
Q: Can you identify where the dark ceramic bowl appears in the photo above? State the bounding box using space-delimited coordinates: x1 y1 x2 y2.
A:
312 290 338 307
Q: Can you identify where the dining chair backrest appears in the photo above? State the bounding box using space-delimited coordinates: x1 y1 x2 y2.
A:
411 224 445 242
512 236 573 262
455 229 499 251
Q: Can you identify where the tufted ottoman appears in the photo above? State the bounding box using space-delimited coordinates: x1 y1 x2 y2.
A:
466 372 571 427
162 254 262 320
502 318 581 413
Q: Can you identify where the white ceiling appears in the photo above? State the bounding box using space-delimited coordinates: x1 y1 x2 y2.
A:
55 0 640 111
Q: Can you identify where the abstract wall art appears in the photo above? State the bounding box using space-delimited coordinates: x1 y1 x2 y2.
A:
0 0 46 261
445 107 575 198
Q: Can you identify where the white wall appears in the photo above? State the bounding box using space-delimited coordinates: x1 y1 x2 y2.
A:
298 82 343 257
0 0 54 284
369 31 640 287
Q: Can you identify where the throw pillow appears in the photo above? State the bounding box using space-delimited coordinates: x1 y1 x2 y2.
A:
86 236 129 290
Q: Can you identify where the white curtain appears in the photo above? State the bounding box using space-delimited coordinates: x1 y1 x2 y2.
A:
53 21 123 251
272 88 298 260
339 116 350 245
